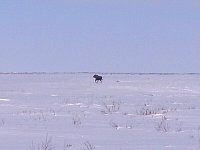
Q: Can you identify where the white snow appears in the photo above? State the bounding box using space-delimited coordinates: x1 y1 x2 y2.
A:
0 73 200 150
0 98 10 101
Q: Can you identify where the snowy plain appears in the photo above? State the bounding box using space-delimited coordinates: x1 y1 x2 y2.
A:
0 73 200 150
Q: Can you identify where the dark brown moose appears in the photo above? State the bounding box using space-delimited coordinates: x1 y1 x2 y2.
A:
93 74 103 83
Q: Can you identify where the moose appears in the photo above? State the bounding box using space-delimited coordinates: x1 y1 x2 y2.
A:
93 74 103 83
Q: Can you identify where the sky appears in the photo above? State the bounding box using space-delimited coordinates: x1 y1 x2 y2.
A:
0 0 200 73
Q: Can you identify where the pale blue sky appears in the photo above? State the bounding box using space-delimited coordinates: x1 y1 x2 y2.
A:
0 0 200 73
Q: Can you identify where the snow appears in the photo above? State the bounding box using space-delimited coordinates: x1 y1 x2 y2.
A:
0 98 10 101
0 73 200 150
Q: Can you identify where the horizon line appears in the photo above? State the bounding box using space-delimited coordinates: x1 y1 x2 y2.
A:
0 72 200 75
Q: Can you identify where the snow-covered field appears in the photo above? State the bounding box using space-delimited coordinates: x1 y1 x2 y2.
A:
0 73 200 150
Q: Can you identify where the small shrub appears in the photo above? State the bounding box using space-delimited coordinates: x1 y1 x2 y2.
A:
137 105 168 116
110 121 119 130
63 142 72 150
83 141 95 150
155 116 169 132
30 134 55 150
72 114 82 127
101 101 121 114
